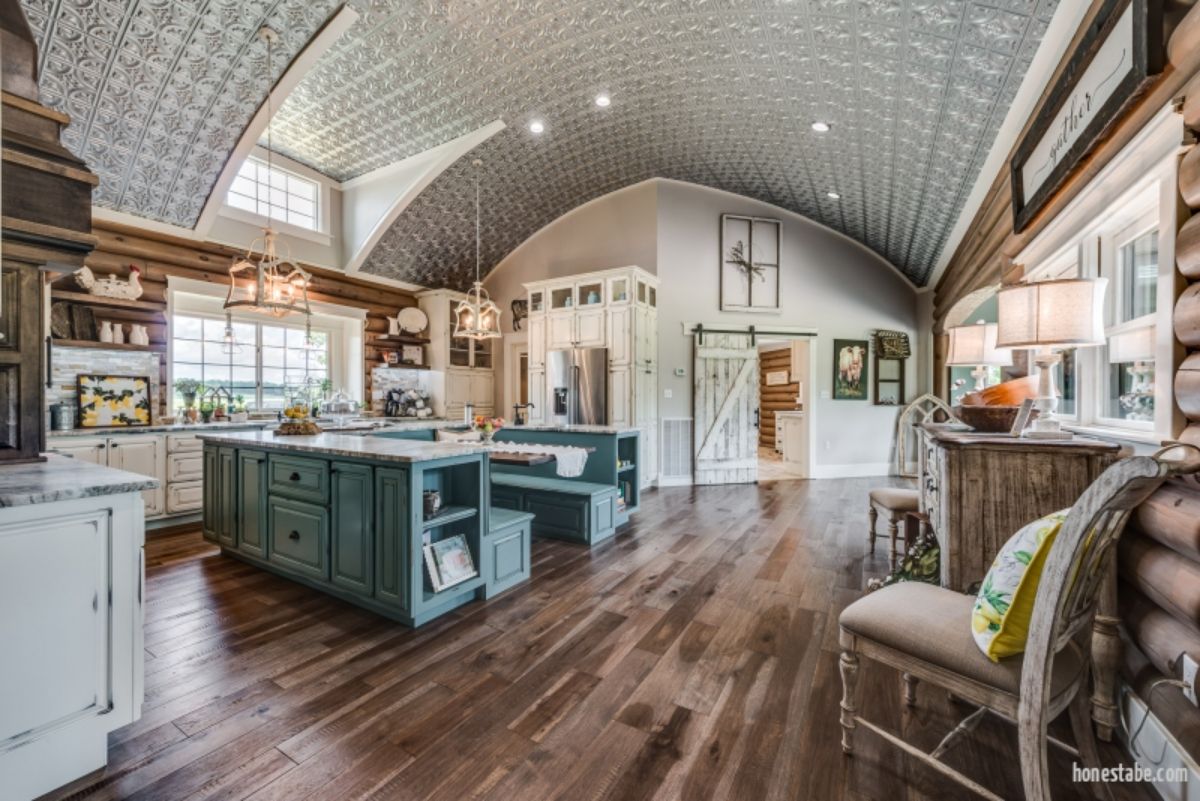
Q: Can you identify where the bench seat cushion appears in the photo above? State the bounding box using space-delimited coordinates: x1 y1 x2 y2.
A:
489 506 535 533
492 472 615 497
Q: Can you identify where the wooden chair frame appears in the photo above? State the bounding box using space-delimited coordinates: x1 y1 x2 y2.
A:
894 393 955 478
840 445 1200 801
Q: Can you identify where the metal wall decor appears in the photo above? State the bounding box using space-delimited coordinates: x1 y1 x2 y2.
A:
720 214 780 313
1010 0 1163 232
25 0 1058 287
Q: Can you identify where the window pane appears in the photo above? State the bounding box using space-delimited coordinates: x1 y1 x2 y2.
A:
262 326 285 347
172 362 203 382
173 339 202 362
203 341 229 363
1120 230 1158 321
203 318 229 341
227 192 256 212
261 367 285 389
174 316 203 339
286 327 308 348
1051 349 1077 417
262 345 285 367
288 211 315 229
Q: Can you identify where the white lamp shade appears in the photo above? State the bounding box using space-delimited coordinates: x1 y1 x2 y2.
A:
995 278 1108 349
1108 326 1155 363
945 322 1013 367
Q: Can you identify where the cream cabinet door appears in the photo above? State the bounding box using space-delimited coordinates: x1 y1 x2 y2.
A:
575 308 605 348
639 424 657 488
53 438 109 465
609 367 632 427
527 370 545 422
108 436 164 518
634 307 655 368
470 372 494 414
635 367 658 425
548 312 575 350
166 482 203 514
528 315 546 369
607 306 632 365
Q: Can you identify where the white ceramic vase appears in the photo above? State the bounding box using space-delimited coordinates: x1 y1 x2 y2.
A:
130 324 149 346
99 320 113 343
112 324 125 345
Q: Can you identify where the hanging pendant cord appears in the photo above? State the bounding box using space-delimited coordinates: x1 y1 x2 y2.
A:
265 28 274 229
474 161 481 285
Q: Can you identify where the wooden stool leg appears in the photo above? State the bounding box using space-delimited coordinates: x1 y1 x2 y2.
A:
868 505 878 555
887 518 899 570
839 649 859 755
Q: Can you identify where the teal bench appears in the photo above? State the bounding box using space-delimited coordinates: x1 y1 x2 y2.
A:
480 507 534 599
490 473 618 545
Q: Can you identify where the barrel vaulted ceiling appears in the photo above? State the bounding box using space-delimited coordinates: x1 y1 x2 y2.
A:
23 0 1060 288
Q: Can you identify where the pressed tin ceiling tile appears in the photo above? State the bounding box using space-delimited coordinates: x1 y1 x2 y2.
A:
25 0 1058 286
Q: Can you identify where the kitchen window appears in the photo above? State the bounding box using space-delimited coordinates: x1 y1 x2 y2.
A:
226 156 319 232
171 314 330 411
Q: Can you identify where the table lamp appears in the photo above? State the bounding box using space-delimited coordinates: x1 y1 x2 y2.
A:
1107 326 1155 421
945 321 1013 391
996 277 1108 438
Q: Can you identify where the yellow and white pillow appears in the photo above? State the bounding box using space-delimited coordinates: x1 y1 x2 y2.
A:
971 509 1069 662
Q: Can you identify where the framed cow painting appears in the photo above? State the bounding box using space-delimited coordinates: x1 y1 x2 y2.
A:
833 340 869 401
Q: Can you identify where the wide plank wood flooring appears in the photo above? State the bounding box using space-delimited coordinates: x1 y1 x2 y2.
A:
43 478 1155 801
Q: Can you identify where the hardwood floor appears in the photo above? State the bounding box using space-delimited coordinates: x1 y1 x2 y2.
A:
43 479 1155 801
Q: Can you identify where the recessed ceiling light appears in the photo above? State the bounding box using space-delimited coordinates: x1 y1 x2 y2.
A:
595 94 611 108
811 121 831 133
529 120 545 134
827 191 840 200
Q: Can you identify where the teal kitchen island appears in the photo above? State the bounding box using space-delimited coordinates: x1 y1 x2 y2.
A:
199 431 531 627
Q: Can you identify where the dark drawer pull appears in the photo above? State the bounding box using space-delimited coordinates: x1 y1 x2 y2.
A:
289 472 301 481
288 530 301 541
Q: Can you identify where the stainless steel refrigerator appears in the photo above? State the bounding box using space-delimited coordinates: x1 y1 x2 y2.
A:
546 348 608 425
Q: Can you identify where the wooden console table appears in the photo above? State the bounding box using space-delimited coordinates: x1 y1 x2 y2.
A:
917 424 1125 738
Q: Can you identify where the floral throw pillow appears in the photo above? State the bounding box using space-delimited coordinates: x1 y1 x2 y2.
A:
971 509 1070 662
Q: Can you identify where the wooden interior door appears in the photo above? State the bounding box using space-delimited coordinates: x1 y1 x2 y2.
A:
693 333 759 485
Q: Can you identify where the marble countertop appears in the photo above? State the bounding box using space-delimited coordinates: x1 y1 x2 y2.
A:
49 421 271 438
505 423 640 435
0 455 159 507
197 430 489 463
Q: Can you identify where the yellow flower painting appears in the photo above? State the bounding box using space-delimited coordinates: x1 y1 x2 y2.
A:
77 375 152 427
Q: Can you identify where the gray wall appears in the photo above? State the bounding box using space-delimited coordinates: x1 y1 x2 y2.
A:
655 180 919 473
484 178 921 475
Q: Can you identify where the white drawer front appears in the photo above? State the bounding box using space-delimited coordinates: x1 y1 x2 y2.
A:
168 453 203 482
166 433 202 453
166 481 203 514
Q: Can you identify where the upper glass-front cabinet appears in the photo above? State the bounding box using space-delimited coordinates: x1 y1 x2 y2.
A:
550 287 574 310
636 278 656 307
577 281 603 307
609 276 630 304
529 290 545 314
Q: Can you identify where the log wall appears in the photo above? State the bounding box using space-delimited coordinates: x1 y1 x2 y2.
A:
53 221 419 416
758 346 800 449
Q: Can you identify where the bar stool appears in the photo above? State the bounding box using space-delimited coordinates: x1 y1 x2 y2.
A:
867 488 920 569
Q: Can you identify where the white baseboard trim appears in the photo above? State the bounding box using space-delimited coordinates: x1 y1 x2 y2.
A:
1119 684 1200 800
656 476 693 487
810 463 893 479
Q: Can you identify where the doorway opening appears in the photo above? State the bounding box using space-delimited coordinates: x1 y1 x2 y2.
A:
758 338 810 481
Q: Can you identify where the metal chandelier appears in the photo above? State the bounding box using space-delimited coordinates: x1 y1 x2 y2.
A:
453 159 502 340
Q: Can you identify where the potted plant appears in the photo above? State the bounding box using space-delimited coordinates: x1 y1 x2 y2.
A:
473 415 505 443
230 395 249 423
174 378 204 411
199 400 214 424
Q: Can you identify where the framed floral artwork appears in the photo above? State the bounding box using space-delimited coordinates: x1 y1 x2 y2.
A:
77 374 152 427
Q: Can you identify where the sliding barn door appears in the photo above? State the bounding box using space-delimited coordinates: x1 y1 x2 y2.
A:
693 333 759 485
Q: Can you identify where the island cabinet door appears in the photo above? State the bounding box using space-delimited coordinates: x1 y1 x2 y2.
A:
237 450 268 559
217 448 237 548
373 468 410 613
202 446 219 543
331 462 374 595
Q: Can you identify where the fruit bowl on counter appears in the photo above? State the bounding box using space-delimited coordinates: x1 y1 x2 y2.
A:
275 402 323 436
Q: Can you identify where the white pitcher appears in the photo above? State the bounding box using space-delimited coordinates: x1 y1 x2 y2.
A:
99 320 113 343
112 323 125 345
130 324 149 346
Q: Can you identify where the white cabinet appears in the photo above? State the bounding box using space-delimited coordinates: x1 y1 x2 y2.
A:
107 436 165 518
639 424 658 490
527 370 545 423
609 367 631 427
53 437 108 465
528 315 546 369
167 482 204 514
576 308 606 348
635 306 657 368
417 289 496 419
548 312 575 350
608 306 632 365
167 452 203 482
470 372 494 413
0 489 144 801
636 367 658 424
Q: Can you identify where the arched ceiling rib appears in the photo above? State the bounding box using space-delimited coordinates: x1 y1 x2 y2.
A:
23 0 1059 288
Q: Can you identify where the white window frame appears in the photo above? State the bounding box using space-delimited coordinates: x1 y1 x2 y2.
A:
219 146 333 245
166 277 365 407
1010 103 1186 446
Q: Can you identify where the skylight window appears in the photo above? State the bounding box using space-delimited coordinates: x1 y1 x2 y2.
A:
226 157 319 232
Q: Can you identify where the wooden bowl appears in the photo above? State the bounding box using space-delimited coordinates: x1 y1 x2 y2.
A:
953 404 1038 433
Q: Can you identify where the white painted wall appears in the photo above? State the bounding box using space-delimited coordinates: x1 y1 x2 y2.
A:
483 178 921 476
655 180 919 476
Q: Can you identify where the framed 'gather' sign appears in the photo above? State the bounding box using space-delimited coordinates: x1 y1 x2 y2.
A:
1010 0 1163 232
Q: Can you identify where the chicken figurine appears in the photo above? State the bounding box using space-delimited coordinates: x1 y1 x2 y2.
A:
73 264 144 301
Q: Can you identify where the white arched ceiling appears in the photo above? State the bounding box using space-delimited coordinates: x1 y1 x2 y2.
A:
25 0 1060 288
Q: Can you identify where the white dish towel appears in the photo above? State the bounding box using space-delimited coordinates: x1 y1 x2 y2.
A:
493 442 590 478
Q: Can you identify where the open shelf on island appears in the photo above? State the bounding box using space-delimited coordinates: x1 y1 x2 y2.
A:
422 575 486 604
421 505 477 529
617 464 636 473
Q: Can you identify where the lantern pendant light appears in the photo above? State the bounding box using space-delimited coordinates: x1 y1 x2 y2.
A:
453 159 502 341
223 26 313 337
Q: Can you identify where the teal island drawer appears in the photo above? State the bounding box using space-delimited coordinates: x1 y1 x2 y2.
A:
269 496 329 581
482 508 533 599
269 454 330 502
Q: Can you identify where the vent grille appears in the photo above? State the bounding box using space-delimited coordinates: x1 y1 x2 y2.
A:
660 418 693 483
